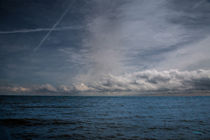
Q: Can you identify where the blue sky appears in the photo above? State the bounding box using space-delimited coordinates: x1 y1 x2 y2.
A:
0 0 210 95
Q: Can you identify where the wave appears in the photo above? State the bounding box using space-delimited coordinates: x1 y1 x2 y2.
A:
18 105 74 109
0 118 83 126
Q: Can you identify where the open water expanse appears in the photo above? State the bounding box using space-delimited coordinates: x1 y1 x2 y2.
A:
0 96 210 140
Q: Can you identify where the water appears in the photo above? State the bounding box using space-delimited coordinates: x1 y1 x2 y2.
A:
0 96 210 140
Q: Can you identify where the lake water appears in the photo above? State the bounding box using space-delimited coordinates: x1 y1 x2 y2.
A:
0 96 210 140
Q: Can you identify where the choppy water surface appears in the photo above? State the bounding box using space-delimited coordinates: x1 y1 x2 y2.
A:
0 96 210 140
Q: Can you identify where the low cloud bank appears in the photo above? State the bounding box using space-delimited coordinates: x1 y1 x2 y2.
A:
1 69 210 95
91 69 210 92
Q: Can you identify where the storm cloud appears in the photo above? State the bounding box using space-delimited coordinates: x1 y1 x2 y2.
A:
0 0 210 95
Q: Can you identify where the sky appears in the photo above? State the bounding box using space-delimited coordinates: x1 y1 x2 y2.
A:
0 0 210 95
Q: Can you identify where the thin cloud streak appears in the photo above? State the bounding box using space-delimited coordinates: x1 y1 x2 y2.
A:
0 26 82 34
33 0 75 52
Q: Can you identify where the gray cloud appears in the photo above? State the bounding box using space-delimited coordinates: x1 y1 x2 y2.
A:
88 69 210 93
1 0 210 95
158 36 210 70
1 69 210 95
61 0 210 85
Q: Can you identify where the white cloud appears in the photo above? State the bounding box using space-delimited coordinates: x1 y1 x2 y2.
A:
73 83 93 92
0 86 30 93
86 69 210 93
61 0 200 84
1 69 210 95
58 85 72 92
35 84 58 92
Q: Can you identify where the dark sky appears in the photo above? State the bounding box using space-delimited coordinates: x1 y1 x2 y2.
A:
0 0 210 95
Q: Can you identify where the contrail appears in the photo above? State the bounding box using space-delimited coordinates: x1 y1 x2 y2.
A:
0 26 81 34
33 0 75 52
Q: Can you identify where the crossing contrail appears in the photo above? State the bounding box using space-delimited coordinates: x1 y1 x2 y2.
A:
0 26 82 34
33 0 75 52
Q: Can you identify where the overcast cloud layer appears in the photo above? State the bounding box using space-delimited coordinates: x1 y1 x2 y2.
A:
0 0 210 95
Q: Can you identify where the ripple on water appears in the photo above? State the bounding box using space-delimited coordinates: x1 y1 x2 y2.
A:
0 118 83 126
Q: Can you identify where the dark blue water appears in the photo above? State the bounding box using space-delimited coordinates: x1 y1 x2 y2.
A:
0 96 210 140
